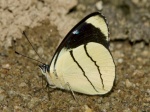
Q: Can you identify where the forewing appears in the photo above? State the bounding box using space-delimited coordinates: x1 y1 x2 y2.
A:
49 12 109 70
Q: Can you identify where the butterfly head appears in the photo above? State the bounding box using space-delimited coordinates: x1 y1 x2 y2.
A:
39 64 49 76
39 64 55 86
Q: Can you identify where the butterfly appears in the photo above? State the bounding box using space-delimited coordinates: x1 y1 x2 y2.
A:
39 12 115 95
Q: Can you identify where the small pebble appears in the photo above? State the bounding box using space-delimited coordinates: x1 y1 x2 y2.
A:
83 105 93 112
2 63 11 69
29 49 35 55
14 106 23 112
118 58 123 63
96 1 103 10
28 97 40 109
118 89 121 93
77 4 86 11
116 43 123 49
125 79 132 88
146 89 150 94
0 94 5 102
123 108 131 112
0 74 5 78
142 50 149 56
37 47 43 54
19 82 27 88
0 88 6 101
69 107 76 112
0 88 4 93
109 43 114 51
132 0 140 5
2 106 11 112
132 70 144 77
143 97 150 102
8 90 17 96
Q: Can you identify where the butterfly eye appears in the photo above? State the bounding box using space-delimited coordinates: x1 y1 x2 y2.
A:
39 64 49 73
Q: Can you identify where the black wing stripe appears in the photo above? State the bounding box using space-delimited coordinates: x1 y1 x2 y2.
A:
84 44 104 89
70 50 98 92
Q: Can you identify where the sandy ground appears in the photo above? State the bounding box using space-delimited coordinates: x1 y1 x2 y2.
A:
0 0 150 112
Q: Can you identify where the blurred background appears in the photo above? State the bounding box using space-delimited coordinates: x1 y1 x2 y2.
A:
0 0 149 111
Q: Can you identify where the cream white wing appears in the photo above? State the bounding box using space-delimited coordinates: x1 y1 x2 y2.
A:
55 42 115 95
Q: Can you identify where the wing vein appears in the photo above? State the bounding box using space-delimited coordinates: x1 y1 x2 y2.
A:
84 44 104 89
69 50 99 92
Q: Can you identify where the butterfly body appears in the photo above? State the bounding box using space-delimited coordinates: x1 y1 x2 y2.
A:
40 12 115 95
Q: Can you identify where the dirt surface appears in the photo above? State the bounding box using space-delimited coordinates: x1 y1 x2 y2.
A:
0 0 150 112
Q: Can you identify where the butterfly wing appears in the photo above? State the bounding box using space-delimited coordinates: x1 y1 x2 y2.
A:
56 43 115 95
49 12 115 95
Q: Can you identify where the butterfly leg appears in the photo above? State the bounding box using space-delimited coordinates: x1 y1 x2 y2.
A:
49 85 57 88
65 82 77 101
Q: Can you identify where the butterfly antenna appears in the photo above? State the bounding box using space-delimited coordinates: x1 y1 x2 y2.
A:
23 31 43 61
15 51 44 64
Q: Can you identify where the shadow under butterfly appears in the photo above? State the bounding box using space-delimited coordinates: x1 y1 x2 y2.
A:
39 12 116 95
